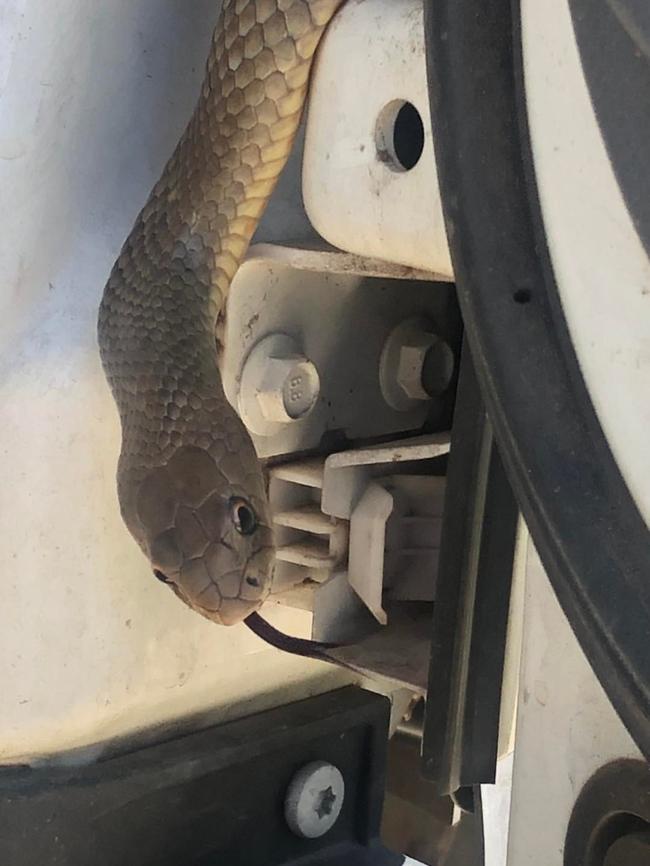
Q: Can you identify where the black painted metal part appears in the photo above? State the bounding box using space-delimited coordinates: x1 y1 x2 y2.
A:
423 348 518 794
0 687 403 866
424 0 650 757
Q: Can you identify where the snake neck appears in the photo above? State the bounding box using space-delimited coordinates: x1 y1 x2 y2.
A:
98 0 345 539
100 0 344 424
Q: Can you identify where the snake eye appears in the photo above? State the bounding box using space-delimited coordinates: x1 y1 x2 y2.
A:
230 497 257 535
153 569 170 584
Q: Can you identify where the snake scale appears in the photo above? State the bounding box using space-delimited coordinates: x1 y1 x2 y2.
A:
98 0 344 627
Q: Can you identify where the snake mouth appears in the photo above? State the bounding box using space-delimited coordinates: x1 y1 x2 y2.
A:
159 542 275 626
171 572 268 626
195 593 265 626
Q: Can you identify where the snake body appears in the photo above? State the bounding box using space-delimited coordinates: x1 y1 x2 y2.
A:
98 0 343 625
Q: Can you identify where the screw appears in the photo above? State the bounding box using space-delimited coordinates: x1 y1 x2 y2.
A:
284 761 345 839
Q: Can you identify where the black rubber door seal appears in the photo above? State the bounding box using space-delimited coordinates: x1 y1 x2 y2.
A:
423 0 650 756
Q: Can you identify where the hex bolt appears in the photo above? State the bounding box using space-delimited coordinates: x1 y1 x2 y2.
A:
420 337 455 399
238 333 321 436
380 317 454 412
396 333 439 401
256 355 320 423
284 761 345 839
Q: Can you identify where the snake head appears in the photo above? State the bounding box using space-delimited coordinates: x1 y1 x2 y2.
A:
127 445 275 625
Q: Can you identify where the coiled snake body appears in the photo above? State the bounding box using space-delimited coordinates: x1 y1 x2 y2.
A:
98 0 343 626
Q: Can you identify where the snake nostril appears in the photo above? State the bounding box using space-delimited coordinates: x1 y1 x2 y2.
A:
230 497 257 536
153 569 171 584
245 576 260 587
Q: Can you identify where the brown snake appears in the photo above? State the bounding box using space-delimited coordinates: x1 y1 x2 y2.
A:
98 0 344 627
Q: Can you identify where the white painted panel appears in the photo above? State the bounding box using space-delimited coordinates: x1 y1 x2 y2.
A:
522 0 650 526
507 546 640 865
0 0 350 765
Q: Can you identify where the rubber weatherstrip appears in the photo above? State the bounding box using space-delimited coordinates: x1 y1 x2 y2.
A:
423 0 650 755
